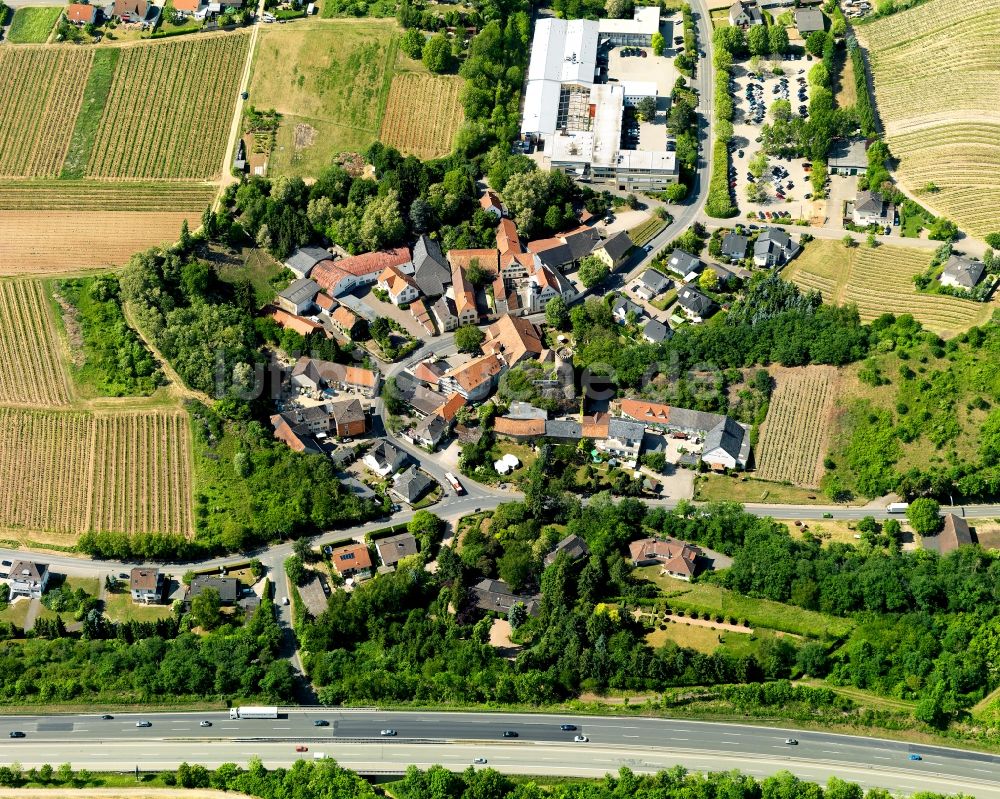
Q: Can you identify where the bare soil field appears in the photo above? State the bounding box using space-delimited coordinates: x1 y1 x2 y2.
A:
0 280 72 407
0 211 191 273
0 408 193 540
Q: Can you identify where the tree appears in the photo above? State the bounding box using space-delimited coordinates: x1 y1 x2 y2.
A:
842 234 857 248
805 29 828 56
408 510 445 554
465 258 492 287
651 31 664 56
508 601 528 630
866 231 877 248
663 182 687 202
284 554 306 586
454 324 486 353
190 587 222 630
699 269 719 292
748 150 769 178
747 25 769 56
604 0 631 18
422 34 452 73
578 256 610 288
768 24 789 54
636 96 657 122
746 180 767 204
545 295 569 329
400 27 424 59
503 169 549 236
906 498 942 536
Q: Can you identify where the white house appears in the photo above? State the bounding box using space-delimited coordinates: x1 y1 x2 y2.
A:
377 264 421 305
7 560 49 599
852 190 895 228
130 567 163 604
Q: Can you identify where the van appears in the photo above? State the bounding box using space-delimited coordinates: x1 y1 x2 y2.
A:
313 752 327 760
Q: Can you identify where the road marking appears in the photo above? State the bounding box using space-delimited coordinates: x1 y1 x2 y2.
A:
821 750 839 755
873 756 890 760
623 735 639 738
720 732 740 736
672 738 689 741
974 769 992 774
274 727 290 730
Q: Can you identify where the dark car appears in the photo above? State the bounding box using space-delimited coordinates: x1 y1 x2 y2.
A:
314 720 330 727
9 731 25 738
560 724 577 731
241 91 249 100
502 731 519 738
101 714 114 720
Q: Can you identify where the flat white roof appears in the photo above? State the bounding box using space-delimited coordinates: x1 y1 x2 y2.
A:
527 17 598 85
617 150 678 174
550 131 594 166
598 5 660 35
521 79 562 137
622 80 657 98
591 83 624 167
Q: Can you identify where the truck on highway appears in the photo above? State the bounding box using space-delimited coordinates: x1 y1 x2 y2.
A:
886 502 909 513
445 472 464 494
229 706 279 719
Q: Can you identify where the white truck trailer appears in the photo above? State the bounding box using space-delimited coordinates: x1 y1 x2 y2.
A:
229 706 279 719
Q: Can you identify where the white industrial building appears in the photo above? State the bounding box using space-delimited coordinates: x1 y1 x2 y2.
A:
521 6 678 191
521 11 677 191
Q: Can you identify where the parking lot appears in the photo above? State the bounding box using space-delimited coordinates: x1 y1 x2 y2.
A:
729 60 818 221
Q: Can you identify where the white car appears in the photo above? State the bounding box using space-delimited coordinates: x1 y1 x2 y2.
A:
574 735 589 743
380 729 397 736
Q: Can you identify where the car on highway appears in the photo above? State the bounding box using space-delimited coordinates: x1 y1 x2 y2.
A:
560 724 577 731
136 721 151 728
101 714 114 720
473 758 488 765
909 754 922 761
1 559 11 567
785 738 798 745
502 730 518 738
574 735 589 743
823 512 834 519
380 729 397 736
313 720 329 727
200 721 212 727
296 746 308 752
8 731 25 738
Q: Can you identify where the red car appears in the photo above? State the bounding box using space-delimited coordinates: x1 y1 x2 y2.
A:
296 746 308 752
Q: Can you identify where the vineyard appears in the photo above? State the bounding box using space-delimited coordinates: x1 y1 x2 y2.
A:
0 408 193 539
0 281 71 407
380 72 464 160
755 366 838 487
0 47 93 178
786 241 992 338
861 0 1000 236
0 211 190 273
0 181 217 211
88 34 250 180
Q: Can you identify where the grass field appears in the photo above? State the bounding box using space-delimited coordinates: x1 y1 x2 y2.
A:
7 6 61 42
645 622 751 654
249 19 397 176
636 572 854 639
0 280 72 407
0 181 216 211
0 48 94 178
380 71 464 160
103 589 174 623
784 239 993 337
756 366 838 487
0 210 190 273
61 47 121 180
88 34 250 179
860 0 1000 237
693 473 832 504
627 215 668 246
0 408 193 540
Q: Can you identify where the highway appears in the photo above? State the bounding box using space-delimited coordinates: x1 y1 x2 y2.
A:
3 711 1000 797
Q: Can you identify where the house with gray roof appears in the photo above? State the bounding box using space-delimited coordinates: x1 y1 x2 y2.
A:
391 466 435 505
375 532 419 568
675 286 715 322
508 401 549 420
666 248 702 278
939 254 985 290
544 534 590 567
852 190 895 228
276 278 320 315
634 267 671 300
612 295 646 323
363 439 409 477
728 0 762 26
412 235 451 298
595 231 634 270
721 232 749 261
596 417 646 461
829 139 868 176
470 578 540 617
7 560 50 598
544 418 582 440
185 576 239 606
794 6 824 34
701 417 751 470
642 318 671 344
753 227 801 268
285 246 333 279
410 412 449 450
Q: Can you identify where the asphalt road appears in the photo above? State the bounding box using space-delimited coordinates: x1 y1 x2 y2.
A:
3 711 1000 797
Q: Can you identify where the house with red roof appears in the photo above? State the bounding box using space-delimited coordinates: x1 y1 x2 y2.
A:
312 247 411 297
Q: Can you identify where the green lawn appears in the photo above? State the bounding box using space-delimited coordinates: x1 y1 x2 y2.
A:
900 201 934 238
248 18 399 177
635 571 854 639
0 598 31 630
7 6 61 42
214 247 289 308
693 473 832 505
102 590 174 623
646 622 752 655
